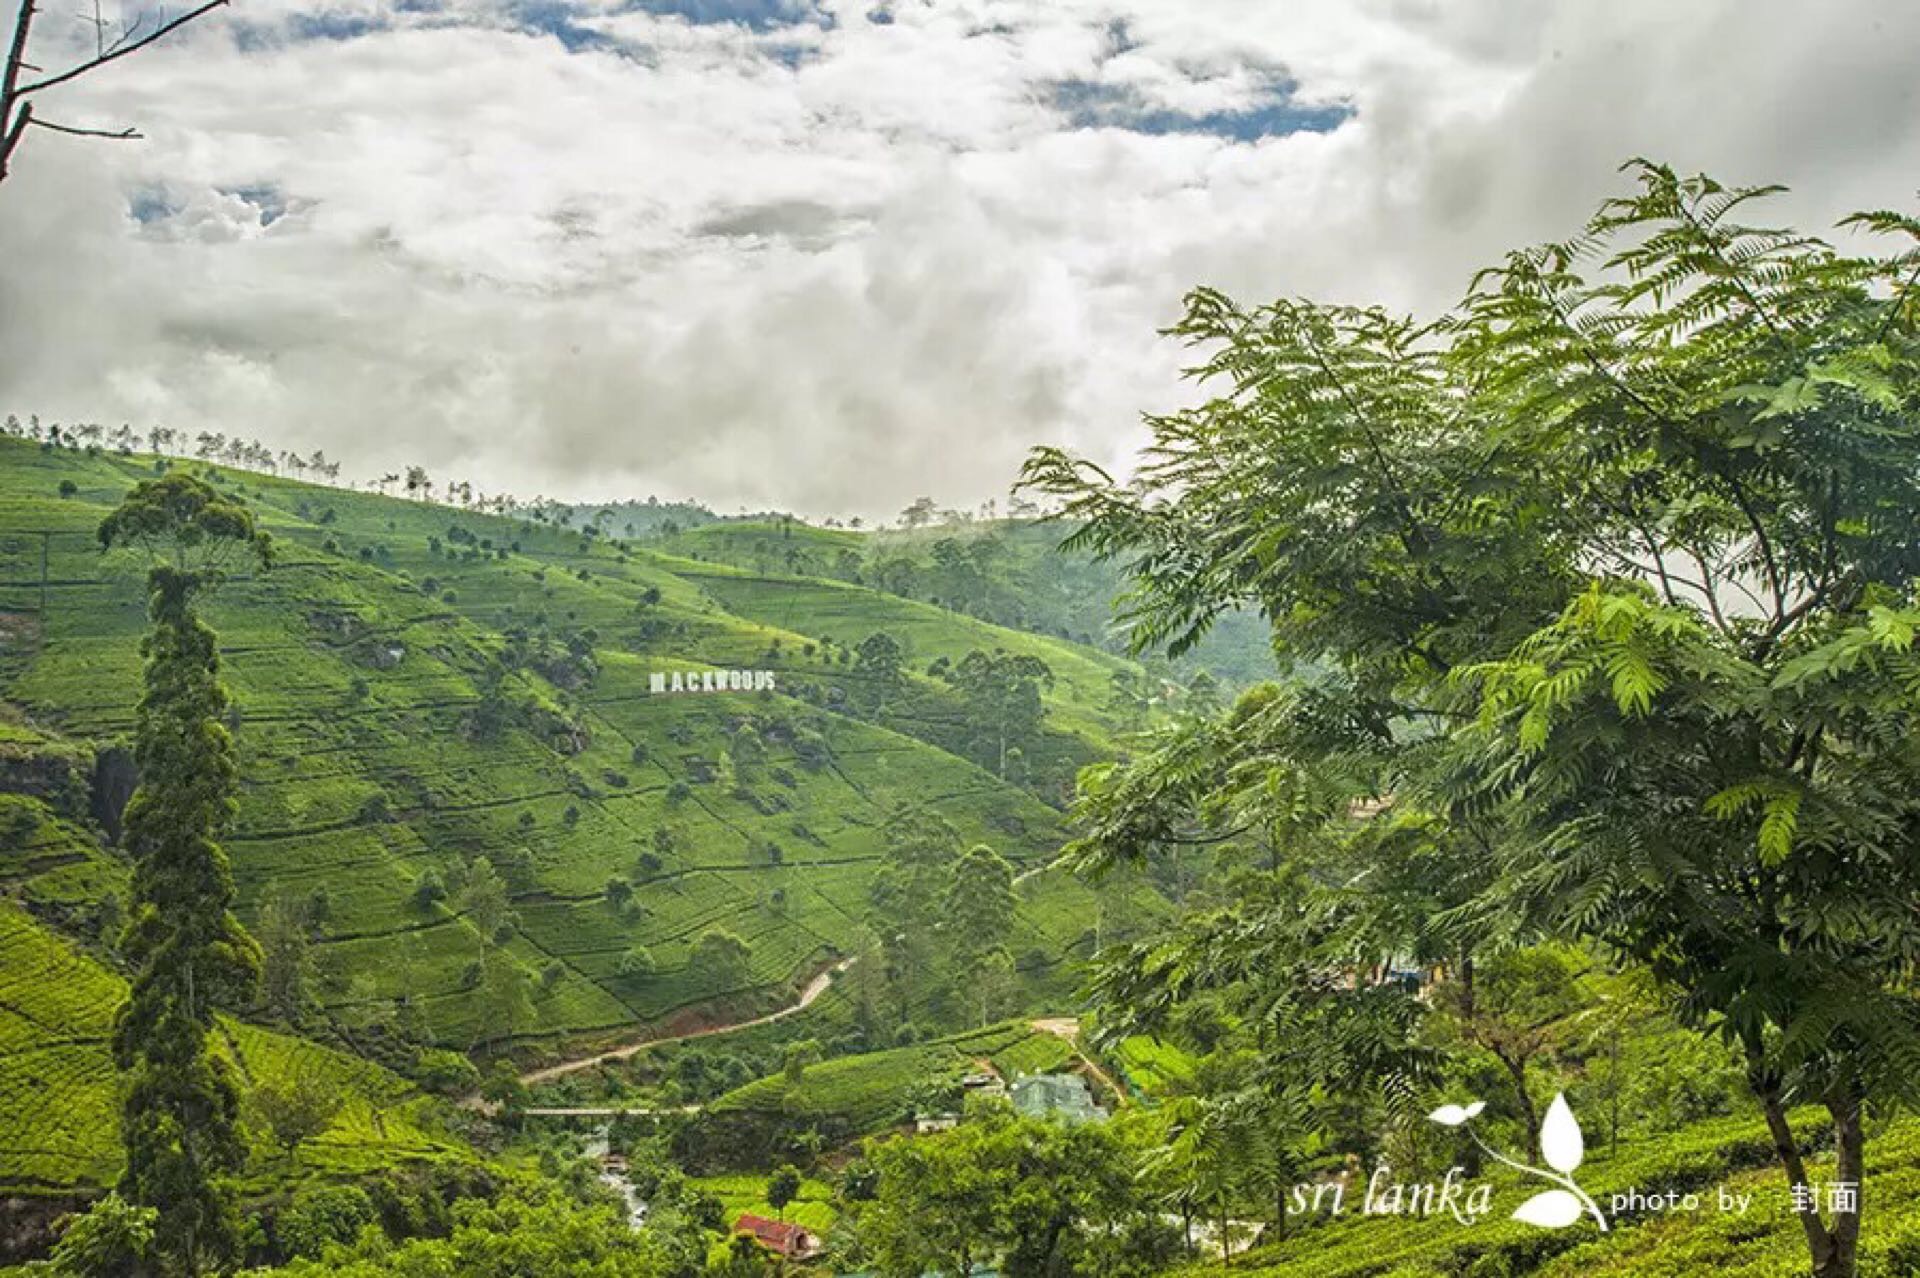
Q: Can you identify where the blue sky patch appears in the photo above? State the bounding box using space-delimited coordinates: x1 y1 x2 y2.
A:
511 0 633 55
290 11 386 41
233 11 386 51
221 184 290 227
624 0 831 32
1052 76 1353 142
128 186 180 225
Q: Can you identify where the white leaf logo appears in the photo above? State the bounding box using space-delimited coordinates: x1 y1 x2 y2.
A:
1426 1100 1487 1128
1540 1092 1584 1175
1512 1189 1584 1229
1425 1091 1607 1232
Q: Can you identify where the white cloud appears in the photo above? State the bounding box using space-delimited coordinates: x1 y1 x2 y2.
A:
2 0 1917 519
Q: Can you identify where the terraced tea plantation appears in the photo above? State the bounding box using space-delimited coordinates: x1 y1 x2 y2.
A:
0 435 1178 1197
0 900 453 1191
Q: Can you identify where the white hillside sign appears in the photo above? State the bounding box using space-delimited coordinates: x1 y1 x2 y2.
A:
649 669 777 695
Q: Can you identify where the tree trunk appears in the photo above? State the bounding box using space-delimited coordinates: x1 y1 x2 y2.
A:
1607 1027 1622 1156
1496 1050 1540 1163
1748 1062 1840 1277
1820 1091 1864 1278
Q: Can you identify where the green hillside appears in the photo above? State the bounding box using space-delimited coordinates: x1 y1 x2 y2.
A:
660 517 1279 687
0 900 455 1194
0 435 1156 1075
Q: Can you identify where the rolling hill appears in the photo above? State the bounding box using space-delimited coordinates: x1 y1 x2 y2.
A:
0 434 1164 1137
0 896 457 1194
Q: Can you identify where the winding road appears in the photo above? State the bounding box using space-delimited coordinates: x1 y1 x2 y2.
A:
518 954 857 1088
515 857 1062 1092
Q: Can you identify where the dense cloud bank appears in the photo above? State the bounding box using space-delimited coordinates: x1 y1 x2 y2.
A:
3 0 1916 518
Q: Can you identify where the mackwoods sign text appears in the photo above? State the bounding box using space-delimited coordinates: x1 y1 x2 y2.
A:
649 670 777 695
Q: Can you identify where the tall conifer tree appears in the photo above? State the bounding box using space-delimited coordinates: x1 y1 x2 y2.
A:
99 474 270 1274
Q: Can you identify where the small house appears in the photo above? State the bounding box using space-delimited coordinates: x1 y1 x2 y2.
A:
1011 1073 1105 1123
735 1213 818 1260
960 1071 1007 1098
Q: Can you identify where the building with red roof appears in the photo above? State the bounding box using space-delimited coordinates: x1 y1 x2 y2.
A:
734 1213 818 1260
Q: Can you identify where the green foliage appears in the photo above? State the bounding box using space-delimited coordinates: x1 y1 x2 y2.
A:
765 1163 801 1221
856 1106 1179 1278
97 472 271 576
780 1039 820 1084
256 885 318 1025
261 1173 709 1278
249 1076 343 1162
684 1023 1066 1170
937 648 1054 780
45 1192 156 1277
457 857 514 951
479 1060 530 1119
0 431 1123 1060
691 930 752 989
1436 948 1587 1160
943 844 1016 963
275 1183 376 1260
1023 163 1920 1278
413 1048 479 1096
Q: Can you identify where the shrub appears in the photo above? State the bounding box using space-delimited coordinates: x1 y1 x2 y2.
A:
413 1048 479 1095
276 1184 377 1260
411 871 447 910
47 1192 154 1276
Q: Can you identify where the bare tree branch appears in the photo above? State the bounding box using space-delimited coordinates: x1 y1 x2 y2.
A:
103 11 147 55
30 113 137 137
2 0 223 183
14 0 226 95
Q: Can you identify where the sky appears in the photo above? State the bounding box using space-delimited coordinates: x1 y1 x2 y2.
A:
2 0 1917 520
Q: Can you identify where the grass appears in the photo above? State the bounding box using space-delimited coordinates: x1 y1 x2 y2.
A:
0 902 458 1194
710 1021 1056 1134
691 1171 839 1234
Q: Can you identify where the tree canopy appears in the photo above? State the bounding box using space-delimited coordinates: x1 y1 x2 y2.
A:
1023 161 1920 1278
